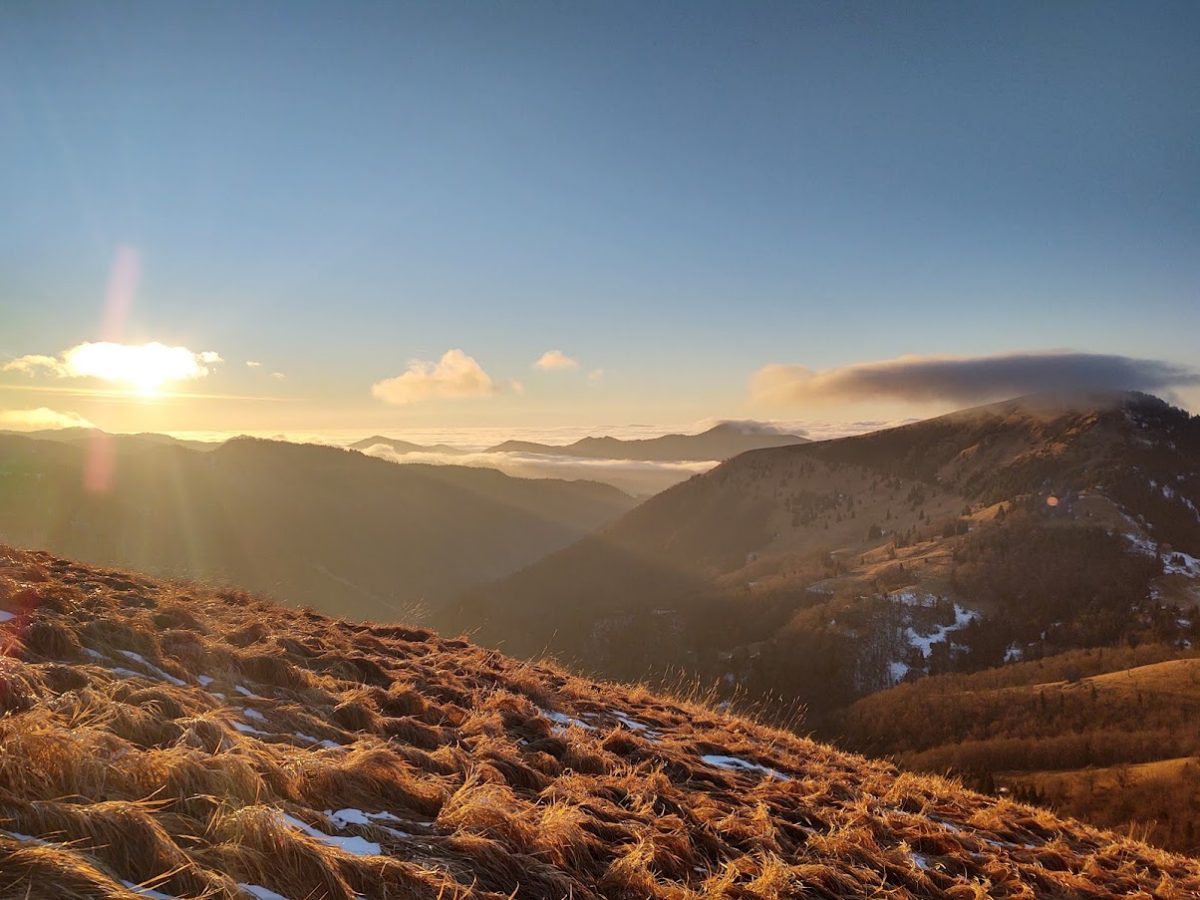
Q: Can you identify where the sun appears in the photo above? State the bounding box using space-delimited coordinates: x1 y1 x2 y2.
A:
63 341 213 397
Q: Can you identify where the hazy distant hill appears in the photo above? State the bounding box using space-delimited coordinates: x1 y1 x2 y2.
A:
3 543 1198 897
446 392 1200 723
484 422 808 461
1 427 220 453
0 434 633 618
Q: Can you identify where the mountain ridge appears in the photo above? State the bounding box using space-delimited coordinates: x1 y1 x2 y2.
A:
0 433 634 619
445 391 1200 720
482 422 809 462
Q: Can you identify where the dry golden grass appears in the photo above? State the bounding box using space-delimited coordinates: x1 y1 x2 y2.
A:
0 544 1198 898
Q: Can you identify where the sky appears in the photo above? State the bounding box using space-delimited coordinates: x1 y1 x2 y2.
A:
1 1 1197 440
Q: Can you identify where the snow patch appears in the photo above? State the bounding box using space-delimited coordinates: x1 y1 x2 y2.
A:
902 604 978 659
293 731 344 750
239 884 290 900
326 808 412 837
118 650 187 687
541 708 593 732
700 754 790 781
281 812 381 857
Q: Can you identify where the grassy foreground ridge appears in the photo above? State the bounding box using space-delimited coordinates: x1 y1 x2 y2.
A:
0 544 1197 899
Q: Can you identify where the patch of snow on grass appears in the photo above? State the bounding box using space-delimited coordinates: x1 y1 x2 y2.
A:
1165 550 1200 578
902 604 978 659
326 808 412 837
238 885 289 900
1122 531 1200 577
293 732 343 750
118 650 187 686
887 589 938 608
700 754 790 781
541 708 593 732
4 830 49 845
281 812 381 857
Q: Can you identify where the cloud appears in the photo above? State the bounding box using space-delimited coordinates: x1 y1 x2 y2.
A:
246 360 262 368
534 350 579 371
587 368 604 384
751 351 1200 407
270 371 286 380
3 341 223 391
0 407 96 431
372 349 498 405
359 443 715 496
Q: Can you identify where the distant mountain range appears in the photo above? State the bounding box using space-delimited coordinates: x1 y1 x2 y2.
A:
0 433 633 618
443 391 1200 726
352 422 808 462
483 422 808 461
2 426 220 453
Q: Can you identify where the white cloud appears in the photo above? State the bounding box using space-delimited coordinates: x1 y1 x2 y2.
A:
3 341 223 392
246 360 262 368
360 443 714 496
270 371 286 380
534 350 580 371
751 351 1200 407
372 349 497 405
2 354 61 377
587 368 604 384
0 407 96 432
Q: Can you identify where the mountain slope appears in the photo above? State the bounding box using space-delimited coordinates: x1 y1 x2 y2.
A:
0 434 634 619
838 643 1200 851
1 544 1198 899
485 422 808 461
446 392 1200 718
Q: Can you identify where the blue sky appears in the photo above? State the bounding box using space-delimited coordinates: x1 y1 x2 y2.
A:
1 1 1197 435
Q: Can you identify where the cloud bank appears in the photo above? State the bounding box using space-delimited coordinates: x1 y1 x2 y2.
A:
372 349 497 405
752 351 1200 407
360 443 715 496
534 350 579 371
0 407 96 431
